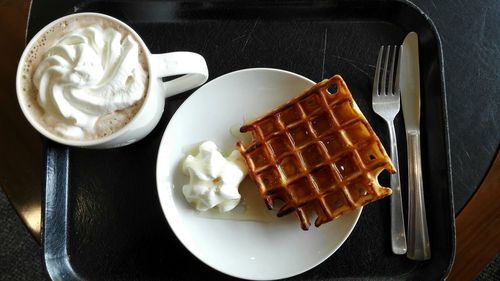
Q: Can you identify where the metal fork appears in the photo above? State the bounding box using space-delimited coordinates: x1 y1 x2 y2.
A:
372 45 407 255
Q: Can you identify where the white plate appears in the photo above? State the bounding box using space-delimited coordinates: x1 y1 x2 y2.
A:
156 68 362 280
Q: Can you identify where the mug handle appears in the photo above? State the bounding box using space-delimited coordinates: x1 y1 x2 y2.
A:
150 51 209 98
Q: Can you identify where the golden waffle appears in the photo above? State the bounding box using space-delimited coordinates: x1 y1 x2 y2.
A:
236 75 395 230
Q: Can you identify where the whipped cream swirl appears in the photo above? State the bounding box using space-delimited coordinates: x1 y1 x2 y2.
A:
182 141 248 212
33 25 147 138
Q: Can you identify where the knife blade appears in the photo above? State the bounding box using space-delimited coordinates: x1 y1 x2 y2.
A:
400 32 431 261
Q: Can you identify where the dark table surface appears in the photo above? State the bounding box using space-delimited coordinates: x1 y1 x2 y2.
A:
0 0 498 280
414 0 499 212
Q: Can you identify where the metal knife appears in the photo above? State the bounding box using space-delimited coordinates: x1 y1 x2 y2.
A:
400 32 431 260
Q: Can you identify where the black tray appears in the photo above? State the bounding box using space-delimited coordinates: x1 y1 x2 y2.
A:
33 0 455 280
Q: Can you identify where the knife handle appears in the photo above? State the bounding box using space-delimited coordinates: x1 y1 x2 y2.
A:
406 131 431 260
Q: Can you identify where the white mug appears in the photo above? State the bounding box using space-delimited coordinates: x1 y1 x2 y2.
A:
16 12 208 148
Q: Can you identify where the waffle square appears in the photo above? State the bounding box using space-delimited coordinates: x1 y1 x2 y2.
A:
236 75 395 230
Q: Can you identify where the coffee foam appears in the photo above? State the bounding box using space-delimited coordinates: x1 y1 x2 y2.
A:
20 15 149 141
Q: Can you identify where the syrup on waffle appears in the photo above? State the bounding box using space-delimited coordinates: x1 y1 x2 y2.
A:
236 75 395 230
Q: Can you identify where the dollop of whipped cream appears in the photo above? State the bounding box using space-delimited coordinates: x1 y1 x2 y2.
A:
182 141 248 212
33 25 147 138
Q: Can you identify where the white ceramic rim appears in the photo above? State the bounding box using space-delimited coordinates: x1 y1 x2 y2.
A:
155 68 362 280
16 12 154 147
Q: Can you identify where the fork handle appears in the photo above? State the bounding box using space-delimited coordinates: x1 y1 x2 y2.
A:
387 120 407 255
406 130 431 260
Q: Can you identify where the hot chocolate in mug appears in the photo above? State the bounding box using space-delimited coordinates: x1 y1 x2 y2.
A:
17 12 208 148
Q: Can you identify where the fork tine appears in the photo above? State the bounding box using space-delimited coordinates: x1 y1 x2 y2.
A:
388 45 397 95
394 45 402 95
381 45 390 95
372 46 384 97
